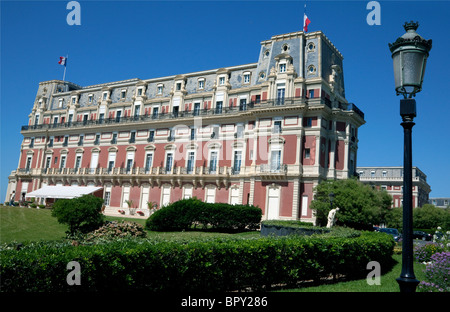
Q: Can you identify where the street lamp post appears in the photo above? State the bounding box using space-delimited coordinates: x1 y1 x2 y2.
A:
389 21 432 292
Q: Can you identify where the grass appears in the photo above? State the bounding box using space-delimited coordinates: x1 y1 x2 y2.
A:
279 254 427 292
0 206 258 244
0 206 429 292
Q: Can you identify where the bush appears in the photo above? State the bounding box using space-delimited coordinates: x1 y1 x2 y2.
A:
51 195 105 235
414 242 449 263
0 231 394 292
418 252 450 292
83 221 147 243
146 198 262 232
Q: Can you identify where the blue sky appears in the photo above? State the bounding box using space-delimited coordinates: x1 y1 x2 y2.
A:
1 0 449 199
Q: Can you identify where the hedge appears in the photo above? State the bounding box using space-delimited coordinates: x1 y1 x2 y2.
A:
146 198 262 232
0 232 394 292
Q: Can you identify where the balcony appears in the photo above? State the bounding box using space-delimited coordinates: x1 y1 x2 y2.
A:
21 96 357 133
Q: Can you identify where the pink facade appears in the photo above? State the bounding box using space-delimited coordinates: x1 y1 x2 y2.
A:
7 30 365 223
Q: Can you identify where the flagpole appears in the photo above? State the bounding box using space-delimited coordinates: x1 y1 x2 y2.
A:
62 54 68 82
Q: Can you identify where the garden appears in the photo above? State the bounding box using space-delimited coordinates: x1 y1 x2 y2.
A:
1 186 449 292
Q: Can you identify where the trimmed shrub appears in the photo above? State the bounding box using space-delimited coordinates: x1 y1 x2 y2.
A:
0 231 394 292
146 198 262 232
51 195 104 235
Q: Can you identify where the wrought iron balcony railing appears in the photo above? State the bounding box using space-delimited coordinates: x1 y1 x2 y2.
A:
21 97 362 132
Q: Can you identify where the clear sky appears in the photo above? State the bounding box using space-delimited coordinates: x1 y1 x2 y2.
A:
1 0 449 199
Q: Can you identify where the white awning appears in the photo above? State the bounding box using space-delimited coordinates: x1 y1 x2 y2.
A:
25 185 103 199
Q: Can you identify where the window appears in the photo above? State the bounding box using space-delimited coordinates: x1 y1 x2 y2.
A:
137 88 142 96
243 73 250 84
60 155 66 170
308 89 315 99
236 124 244 138
190 128 196 140
116 110 122 122
102 92 107 101
88 95 93 103
279 63 286 73
53 117 59 127
58 99 63 108
78 135 84 146
215 101 223 114
187 151 195 174
276 86 285 105
165 153 173 173
94 134 100 145
233 151 242 174
172 106 179 117
83 115 89 125
99 113 104 123
45 156 51 169
176 82 182 91
382 171 387 177
157 85 163 95
273 120 282 133
168 129 174 142
209 151 218 173
129 131 136 143
219 76 225 85
145 153 153 173
29 138 34 148
121 90 126 99
104 191 111 206
68 114 73 125
126 151 134 174
193 103 200 116
271 150 282 172
239 98 247 111
148 130 155 142
75 155 82 171
152 107 159 119
305 148 311 159
62 136 69 147
111 133 118 144
25 156 32 172
48 137 54 147
308 65 316 74
211 126 219 139
198 79 204 89
205 187 215 203
108 152 116 173
371 171 375 178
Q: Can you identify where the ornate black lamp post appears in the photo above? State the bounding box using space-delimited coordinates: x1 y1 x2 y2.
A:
389 21 432 292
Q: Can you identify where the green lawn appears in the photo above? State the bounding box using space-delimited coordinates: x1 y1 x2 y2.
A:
0 206 258 243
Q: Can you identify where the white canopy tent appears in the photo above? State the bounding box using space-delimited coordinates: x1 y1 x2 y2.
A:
25 185 103 199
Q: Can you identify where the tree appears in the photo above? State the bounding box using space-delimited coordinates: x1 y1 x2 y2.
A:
51 194 105 235
413 204 450 230
311 178 392 230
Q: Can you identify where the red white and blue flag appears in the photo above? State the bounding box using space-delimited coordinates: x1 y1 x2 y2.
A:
58 56 67 66
303 13 311 32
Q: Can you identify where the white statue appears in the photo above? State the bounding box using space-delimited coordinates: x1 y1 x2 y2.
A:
326 207 340 228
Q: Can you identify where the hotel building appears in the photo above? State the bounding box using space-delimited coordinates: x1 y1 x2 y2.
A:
357 166 431 208
6 30 365 222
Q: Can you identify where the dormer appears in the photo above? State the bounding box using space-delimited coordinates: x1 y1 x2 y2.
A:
100 86 112 104
133 81 147 101
172 75 187 96
215 68 231 91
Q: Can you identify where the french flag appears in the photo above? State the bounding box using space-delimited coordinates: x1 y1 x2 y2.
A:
303 13 311 33
58 56 67 66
